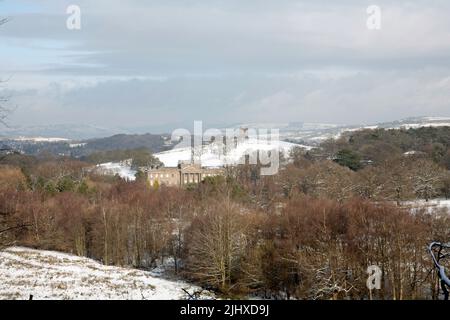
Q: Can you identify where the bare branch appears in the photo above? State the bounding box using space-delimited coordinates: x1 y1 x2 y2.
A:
0 224 31 235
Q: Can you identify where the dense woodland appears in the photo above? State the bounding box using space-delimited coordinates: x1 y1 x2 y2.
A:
81 148 163 169
1 126 450 299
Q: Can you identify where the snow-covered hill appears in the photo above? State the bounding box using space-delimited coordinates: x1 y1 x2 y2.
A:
155 138 311 168
249 116 450 145
0 247 213 300
95 161 137 181
92 139 308 179
377 116 450 130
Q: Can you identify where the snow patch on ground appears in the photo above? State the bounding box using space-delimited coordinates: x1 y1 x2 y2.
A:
402 199 450 213
399 122 450 129
0 247 213 300
96 162 137 181
12 137 70 143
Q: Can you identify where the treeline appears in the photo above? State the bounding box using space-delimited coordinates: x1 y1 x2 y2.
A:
0 156 91 195
82 147 163 169
280 154 450 203
319 126 450 169
80 133 169 155
0 149 162 196
287 126 450 203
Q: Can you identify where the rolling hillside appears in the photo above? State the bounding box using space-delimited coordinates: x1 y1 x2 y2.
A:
0 247 214 300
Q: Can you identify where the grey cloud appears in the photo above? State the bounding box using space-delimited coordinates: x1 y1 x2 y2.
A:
2 0 450 129
3 0 450 75
7 70 450 129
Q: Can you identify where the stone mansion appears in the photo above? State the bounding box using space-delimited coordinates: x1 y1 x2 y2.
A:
146 127 251 187
147 162 223 187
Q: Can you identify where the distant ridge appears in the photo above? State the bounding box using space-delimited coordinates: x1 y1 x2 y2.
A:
1 116 449 143
0 124 128 140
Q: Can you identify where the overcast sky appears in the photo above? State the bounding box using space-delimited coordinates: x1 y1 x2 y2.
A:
1 0 450 131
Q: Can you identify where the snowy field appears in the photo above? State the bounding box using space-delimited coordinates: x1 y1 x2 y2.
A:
155 139 311 168
0 247 213 300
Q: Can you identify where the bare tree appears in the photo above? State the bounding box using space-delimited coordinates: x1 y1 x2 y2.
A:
185 197 248 292
411 159 445 202
0 18 25 250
